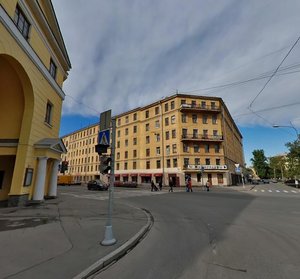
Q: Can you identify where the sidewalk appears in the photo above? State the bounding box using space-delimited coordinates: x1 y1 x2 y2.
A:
0 192 151 279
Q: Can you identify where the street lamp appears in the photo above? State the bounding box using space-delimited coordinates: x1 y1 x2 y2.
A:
272 121 299 140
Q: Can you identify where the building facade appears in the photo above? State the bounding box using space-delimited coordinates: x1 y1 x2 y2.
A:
61 94 244 187
0 0 71 206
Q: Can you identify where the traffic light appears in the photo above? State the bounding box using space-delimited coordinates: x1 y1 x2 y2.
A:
100 156 111 174
60 161 69 173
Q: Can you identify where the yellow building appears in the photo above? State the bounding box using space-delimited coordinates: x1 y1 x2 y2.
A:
0 0 71 206
61 94 244 187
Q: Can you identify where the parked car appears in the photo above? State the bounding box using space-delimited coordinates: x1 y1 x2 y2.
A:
284 179 299 188
251 179 260 185
261 179 270 184
87 180 108 191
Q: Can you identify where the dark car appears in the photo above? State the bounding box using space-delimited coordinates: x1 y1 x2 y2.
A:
285 179 299 188
251 179 260 185
87 180 108 191
262 179 270 184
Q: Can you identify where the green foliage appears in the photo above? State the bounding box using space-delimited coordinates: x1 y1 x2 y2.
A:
251 149 270 178
285 139 300 178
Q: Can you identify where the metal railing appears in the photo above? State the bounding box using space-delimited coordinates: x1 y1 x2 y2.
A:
181 134 223 141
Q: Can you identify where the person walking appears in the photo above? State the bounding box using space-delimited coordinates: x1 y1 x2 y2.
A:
159 181 162 191
206 180 210 192
188 178 193 192
151 180 155 192
169 178 173 192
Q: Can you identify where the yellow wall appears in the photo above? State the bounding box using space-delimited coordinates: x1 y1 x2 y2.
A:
0 156 15 200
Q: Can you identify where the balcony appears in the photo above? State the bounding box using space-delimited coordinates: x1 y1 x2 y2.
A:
183 164 228 171
180 103 221 113
181 134 223 142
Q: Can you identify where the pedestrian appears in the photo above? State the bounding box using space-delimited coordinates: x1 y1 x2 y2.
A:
206 180 210 192
185 177 189 192
159 181 162 191
188 178 193 192
169 178 173 192
151 180 155 192
295 179 299 188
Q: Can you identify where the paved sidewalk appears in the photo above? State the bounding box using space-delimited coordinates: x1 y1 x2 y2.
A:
0 192 150 279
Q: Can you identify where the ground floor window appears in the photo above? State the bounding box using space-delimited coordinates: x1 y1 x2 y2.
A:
141 176 151 183
217 173 223 184
123 176 128 182
132 176 137 182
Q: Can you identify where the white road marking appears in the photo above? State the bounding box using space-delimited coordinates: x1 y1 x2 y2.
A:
254 190 258 192
268 190 272 192
261 190 265 192
291 190 297 193
276 190 280 193
283 190 289 193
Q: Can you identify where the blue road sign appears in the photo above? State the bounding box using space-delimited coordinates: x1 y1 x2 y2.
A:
98 129 110 146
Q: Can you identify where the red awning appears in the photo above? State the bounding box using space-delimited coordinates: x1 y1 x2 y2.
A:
153 173 163 177
139 173 152 177
121 174 128 177
114 174 120 177
130 173 138 176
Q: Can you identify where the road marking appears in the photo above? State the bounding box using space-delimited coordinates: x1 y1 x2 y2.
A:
261 190 265 192
291 190 297 193
254 190 257 192
276 190 280 193
283 190 289 193
268 190 272 192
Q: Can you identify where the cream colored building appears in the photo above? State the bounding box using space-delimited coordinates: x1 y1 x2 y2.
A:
0 0 71 206
61 94 244 187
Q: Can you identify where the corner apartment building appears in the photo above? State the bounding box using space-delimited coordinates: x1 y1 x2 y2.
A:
0 0 71 206
61 94 244 187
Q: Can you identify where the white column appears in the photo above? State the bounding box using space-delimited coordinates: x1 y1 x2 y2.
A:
32 156 48 201
48 159 60 197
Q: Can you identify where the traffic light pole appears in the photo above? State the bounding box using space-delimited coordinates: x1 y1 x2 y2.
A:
101 118 117 246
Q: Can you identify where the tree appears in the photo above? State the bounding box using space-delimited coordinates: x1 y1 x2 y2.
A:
285 139 300 178
269 156 285 179
251 149 270 178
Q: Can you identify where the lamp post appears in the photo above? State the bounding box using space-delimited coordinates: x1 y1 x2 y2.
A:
272 121 299 140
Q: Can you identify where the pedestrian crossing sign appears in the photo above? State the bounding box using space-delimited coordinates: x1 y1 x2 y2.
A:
98 129 110 146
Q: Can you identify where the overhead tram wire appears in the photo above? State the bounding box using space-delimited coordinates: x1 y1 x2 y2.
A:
249 36 300 109
65 94 101 115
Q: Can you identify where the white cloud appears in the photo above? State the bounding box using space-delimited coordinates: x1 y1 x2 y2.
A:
53 0 300 128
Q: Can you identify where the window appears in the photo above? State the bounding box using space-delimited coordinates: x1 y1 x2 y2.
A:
155 106 159 115
146 136 150 144
156 160 161 169
166 159 171 168
165 131 170 140
192 114 197 123
166 145 170 155
202 115 208 124
194 145 200 153
203 130 208 138
165 117 169 126
146 161 150 169
155 120 160 128
145 110 149 118
201 101 206 108
133 161 137 169
124 162 128 170
171 101 175 109
205 158 210 165
172 144 177 153
145 123 150 131
181 114 187 123
125 116 129 123
45 101 53 125
125 128 128 135
49 59 57 79
117 152 120 159
133 150 137 157
173 158 178 168
171 115 176 124
117 141 120 148
125 139 128 147
193 129 198 139
182 128 188 138
191 100 196 107
172 129 176 139
213 130 218 136
165 103 169 112
215 144 220 153
117 130 121 137
146 148 150 157
125 151 128 158
195 158 200 165
216 159 221 165
183 143 189 152
211 102 216 109
14 6 30 39
184 158 189 168
181 100 186 105
212 115 217 124
204 144 210 153
155 133 160 142
133 138 137 145
217 173 223 184
156 147 160 155
133 125 137 133
118 119 121 126
133 113 137 121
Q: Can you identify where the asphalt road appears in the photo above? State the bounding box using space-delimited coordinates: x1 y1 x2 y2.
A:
88 184 300 279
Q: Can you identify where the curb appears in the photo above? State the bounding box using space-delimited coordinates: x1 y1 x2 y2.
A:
73 208 153 279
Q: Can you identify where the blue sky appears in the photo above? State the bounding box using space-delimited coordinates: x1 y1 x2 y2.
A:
54 0 300 166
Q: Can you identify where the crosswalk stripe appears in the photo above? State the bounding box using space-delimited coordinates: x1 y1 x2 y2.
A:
276 190 280 193
291 190 297 193
261 190 265 192
268 190 272 192
283 190 289 193
254 189 257 192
